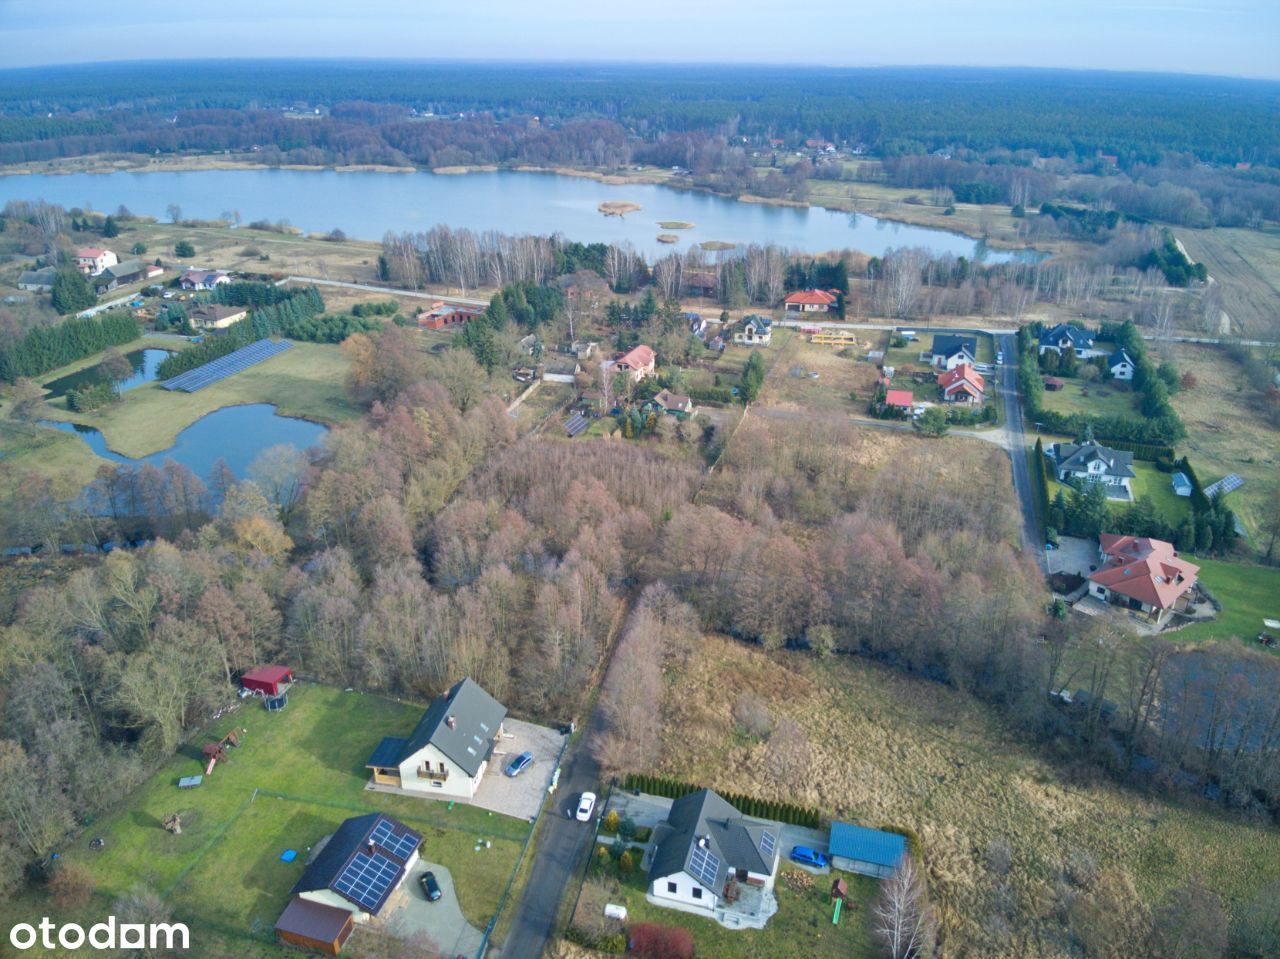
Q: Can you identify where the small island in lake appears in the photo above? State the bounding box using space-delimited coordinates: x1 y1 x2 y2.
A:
598 200 642 217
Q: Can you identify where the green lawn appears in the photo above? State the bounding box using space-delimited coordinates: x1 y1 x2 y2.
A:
1174 557 1280 647
577 864 877 959
1128 461 1193 525
4 684 529 958
883 330 995 372
1040 378 1137 418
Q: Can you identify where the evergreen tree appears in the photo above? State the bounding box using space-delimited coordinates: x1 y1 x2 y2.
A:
174 240 196 258
50 268 96 315
102 215 120 238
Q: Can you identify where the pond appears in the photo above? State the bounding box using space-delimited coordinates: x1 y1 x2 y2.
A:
42 347 174 399
0 168 1041 262
42 403 329 485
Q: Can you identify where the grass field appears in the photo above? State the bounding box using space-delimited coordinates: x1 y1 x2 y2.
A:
1042 457 1191 528
653 633 1280 957
1176 227 1280 339
1038 378 1137 418
575 864 877 959
760 335 880 413
40 341 355 458
1172 557 1280 647
0 683 529 958
1167 342 1279 541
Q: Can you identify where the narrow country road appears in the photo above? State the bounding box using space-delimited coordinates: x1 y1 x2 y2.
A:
499 722 602 958
281 275 490 307
994 332 1046 568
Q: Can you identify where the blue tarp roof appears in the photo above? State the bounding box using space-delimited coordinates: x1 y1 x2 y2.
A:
366 736 408 768
828 822 907 868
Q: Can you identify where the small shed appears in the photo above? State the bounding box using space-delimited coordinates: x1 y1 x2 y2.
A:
1171 472 1193 497
828 822 907 879
242 665 294 697
275 896 354 956
1043 376 1065 391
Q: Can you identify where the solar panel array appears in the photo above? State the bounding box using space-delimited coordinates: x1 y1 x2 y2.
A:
760 830 776 859
1203 473 1243 498
161 338 293 393
564 412 589 437
689 845 721 890
333 852 399 912
369 818 418 861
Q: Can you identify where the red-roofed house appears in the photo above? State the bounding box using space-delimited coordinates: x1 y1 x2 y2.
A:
75 247 118 276
416 302 484 330
1088 535 1199 626
884 389 914 411
783 289 839 313
612 344 656 382
937 363 985 404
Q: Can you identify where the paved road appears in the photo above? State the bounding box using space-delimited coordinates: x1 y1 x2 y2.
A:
500 722 602 958
994 331 1045 568
280 275 489 307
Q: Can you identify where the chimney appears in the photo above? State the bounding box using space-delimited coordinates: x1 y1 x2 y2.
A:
446 716 457 729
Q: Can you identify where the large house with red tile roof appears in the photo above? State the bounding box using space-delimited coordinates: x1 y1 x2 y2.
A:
1087 535 1199 625
783 289 839 313
75 247 118 276
938 363 985 403
611 344 656 382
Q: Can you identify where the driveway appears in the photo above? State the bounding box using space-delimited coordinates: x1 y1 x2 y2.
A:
476 719 567 821
1048 535 1100 579
383 858 484 958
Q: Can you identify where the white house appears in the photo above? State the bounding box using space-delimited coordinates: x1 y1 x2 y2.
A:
1038 323 1104 359
648 789 780 925
930 335 976 371
1050 440 1136 499
179 269 231 291
733 315 772 346
365 677 506 800
75 247 118 276
292 813 421 924
1108 348 1136 381
1087 535 1200 626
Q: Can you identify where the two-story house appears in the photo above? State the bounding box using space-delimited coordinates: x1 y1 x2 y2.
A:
1038 323 1104 359
1088 535 1199 626
365 678 507 800
733 315 772 346
1050 440 1136 499
75 247 118 276
611 344 657 382
1108 348 1136 381
930 335 976 371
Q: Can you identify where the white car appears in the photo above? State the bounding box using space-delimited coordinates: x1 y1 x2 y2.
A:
575 792 597 822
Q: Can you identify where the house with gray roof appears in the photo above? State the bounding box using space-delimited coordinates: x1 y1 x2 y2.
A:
291 812 421 923
1038 323 1104 359
647 789 780 926
1050 440 1136 499
930 334 976 370
1108 348 1136 381
366 677 506 799
17 267 57 292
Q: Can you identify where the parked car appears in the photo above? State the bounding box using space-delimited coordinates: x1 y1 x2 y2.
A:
420 871 442 902
996 351 1005 365
505 751 535 777
789 846 829 868
576 792 597 822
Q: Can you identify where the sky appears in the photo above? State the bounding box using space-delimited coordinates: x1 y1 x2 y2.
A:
1 0 1278 79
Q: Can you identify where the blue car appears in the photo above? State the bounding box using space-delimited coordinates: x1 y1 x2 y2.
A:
505 751 535 777
789 846 828 868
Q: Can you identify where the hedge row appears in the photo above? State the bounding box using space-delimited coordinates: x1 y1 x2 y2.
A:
0 309 139 383
623 773 822 829
1031 437 1050 537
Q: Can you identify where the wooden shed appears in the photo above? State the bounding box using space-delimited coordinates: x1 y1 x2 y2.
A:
275 896 354 955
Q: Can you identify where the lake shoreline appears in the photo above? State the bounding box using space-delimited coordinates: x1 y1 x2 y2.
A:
0 153 1032 251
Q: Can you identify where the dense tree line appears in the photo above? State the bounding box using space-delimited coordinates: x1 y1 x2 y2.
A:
0 309 138 382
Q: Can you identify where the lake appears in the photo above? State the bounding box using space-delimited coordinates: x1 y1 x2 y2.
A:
42 403 329 485
0 168 1038 262
42 347 173 399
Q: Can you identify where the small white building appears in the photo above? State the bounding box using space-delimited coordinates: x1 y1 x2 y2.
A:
733 316 773 346
1108 348 1136 381
180 269 231 291
366 677 506 800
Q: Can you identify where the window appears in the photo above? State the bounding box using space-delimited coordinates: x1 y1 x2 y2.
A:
667 881 677 894
431 781 442 788
692 887 703 900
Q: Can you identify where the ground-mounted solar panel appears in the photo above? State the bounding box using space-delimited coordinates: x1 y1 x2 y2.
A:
162 338 293 393
369 819 418 861
760 830 776 858
564 413 589 437
689 846 720 889
1203 473 1243 498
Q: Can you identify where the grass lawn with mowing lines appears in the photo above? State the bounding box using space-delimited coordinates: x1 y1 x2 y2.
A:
23 684 528 958
1172 558 1280 648
1039 378 1137 418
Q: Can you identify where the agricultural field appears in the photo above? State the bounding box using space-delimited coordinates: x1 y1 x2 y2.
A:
1176 227 1280 339
573 862 877 959
0 684 529 958
652 633 1280 957
1167 342 1279 540
1172 557 1280 648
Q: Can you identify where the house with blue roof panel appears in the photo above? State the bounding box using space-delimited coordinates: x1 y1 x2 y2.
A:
828 822 907 878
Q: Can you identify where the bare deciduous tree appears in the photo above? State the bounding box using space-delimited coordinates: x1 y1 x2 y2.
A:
873 855 937 959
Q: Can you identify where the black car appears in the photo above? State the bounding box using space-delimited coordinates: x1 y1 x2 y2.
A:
420 871 442 902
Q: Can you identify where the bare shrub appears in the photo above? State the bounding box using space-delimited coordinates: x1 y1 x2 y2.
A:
732 695 773 740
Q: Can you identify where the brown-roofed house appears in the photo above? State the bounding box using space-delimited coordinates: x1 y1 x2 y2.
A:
651 389 694 416
1087 535 1199 626
783 289 839 312
189 303 249 330
611 344 656 382
937 363 985 403
275 896 354 955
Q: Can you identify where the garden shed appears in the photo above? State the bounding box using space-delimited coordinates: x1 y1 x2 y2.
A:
275 896 354 955
242 665 294 697
828 822 907 879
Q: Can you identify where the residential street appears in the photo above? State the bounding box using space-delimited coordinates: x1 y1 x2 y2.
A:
994 331 1046 568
